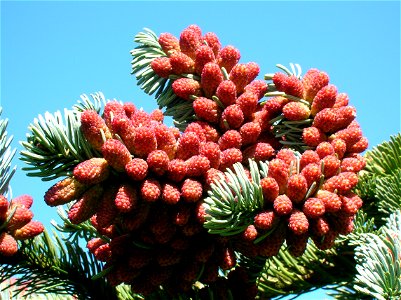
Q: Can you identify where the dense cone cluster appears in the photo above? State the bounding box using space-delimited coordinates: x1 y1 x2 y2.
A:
44 101 260 296
150 24 268 129
41 24 369 297
206 67 369 257
0 194 44 257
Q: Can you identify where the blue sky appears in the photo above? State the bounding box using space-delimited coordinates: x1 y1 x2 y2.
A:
1 1 400 299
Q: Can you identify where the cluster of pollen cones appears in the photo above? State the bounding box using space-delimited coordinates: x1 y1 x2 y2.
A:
0 194 44 257
42 24 368 297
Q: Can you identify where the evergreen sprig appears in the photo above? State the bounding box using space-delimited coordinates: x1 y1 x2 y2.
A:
51 205 104 244
375 169 401 216
0 279 75 300
203 160 264 236
257 242 352 299
364 133 401 176
355 133 401 223
130 28 168 97
352 210 401 300
0 230 117 299
0 107 17 195
130 28 196 131
19 93 103 181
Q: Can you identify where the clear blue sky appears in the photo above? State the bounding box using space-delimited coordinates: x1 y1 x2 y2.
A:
1 1 400 299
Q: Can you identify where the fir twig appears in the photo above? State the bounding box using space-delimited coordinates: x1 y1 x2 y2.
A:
364 133 401 176
258 241 354 299
0 107 17 195
130 28 196 131
19 94 103 181
352 211 401 299
203 160 264 237
0 230 118 299
51 205 104 244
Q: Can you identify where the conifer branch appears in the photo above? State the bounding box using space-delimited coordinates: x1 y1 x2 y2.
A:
130 28 168 97
0 107 17 195
131 29 196 131
257 242 355 299
51 205 103 244
203 160 264 237
0 280 76 300
355 133 401 224
0 229 117 299
19 93 104 181
364 133 401 176
352 210 401 300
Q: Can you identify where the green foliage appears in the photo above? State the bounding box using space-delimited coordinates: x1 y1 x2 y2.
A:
131 29 196 131
19 93 104 181
364 133 401 176
0 278 75 300
0 229 117 299
329 133 401 299
203 160 265 237
355 133 401 225
51 205 104 244
130 28 169 97
258 242 353 299
0 107 17 195
375 169 401 216
353 210 401 300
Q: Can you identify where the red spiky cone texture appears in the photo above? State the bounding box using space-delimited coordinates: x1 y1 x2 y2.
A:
216 80 237 107
179 24 202 59
254 210 276 230
193 97 221 124
220 104 244 130
115 184 138 213
310 84 337 116
260 177 279 203
167 159 187 182
282 101 311 121
6 205 34 232
44 177 88 206
73 158 110 185
194 45 215 75
0 195 8 222
13 221 44 240
158 32 180 53
302 68 330 102
204 32 221 56
0 232 18 256
81 110 113 151
288 210 309 235
186 155 210 177
201 62 224 98
199 142 221 170
132 126 157 158
236 91 259 119
172 78 201 100
218 45 241 73
68 185 103 224
101 139 132 172
147 150 170 176
169 51 195 75
151 57 172 78
125 158 148 181
140 178 162 202
240 122 261 145
176 131 201 160
273 194 293 216
218 130 242 150
181 178 203 203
